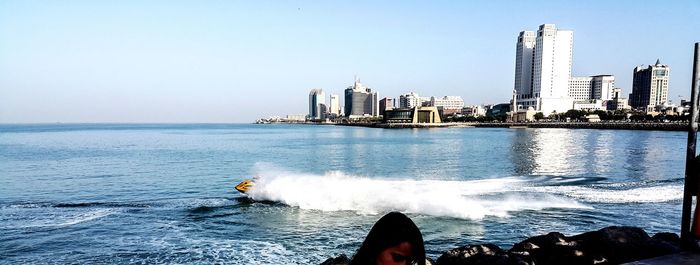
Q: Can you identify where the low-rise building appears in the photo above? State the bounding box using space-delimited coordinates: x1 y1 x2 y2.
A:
286 114 306 121
379 97 394 117
384 107 442 124
573 100 606 111
509 107 537 122
607 87 631 111
486 103 511 117
462 105 487 117
399 92 424 108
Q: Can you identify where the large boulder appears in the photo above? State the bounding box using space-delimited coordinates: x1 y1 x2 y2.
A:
319 254 349 265
319 254 434 265
509 226 680 265
435 244 533 265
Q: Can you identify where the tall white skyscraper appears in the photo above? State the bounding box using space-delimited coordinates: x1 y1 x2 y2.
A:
514 31 535 98
329 94 340 115
514 24 574 114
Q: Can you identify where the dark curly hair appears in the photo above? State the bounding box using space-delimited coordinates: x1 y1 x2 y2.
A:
349 212 426 265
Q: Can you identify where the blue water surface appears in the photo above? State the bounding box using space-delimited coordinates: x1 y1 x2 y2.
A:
0 124 686 264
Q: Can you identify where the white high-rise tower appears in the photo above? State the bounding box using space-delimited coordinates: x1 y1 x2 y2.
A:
514 24 574 115
514 31 535 99
329 94 340 116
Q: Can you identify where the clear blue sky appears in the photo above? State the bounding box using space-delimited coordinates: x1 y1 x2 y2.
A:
1 0 698 123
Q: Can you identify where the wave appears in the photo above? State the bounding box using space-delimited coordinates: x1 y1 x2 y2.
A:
521 184 683 203
246 171 587 219
1 197 240 211
244 169 683 219
1 209 115 229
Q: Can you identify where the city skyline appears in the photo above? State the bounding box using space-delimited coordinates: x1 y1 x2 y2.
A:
1 1 698 123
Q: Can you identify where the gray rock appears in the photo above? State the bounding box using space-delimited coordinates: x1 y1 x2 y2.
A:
319 254 349 265
509 226 680 265
435 244 533 265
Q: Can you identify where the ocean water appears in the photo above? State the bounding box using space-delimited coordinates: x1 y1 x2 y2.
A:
0 124 686 264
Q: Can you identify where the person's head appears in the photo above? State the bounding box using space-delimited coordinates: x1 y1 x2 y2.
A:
349 212 426 265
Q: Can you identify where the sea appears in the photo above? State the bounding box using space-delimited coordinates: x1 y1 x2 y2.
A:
0 124 687 264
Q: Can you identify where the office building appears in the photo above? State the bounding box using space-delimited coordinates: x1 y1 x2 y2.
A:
462 105 486 117
629 59 670 112
430 96 465 110
607 88 631 110
379 97 394 117
399 92 423 108
329 94 341 116
514 24 574 114
308 89 326 120
344 77 378 118
569 75 615 101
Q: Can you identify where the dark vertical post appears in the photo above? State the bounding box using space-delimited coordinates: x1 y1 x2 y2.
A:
682 42 700 247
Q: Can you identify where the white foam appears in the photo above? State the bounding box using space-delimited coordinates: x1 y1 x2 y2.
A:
59 209 114 226
2 209 115 229
522 184 683 203
246 170 590 219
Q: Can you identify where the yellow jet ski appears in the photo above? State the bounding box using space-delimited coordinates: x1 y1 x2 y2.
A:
235 179 254 193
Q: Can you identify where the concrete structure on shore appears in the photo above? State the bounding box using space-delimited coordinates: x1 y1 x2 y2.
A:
510 107 536 122
383 106 442 124
630 59 670 112
308 89 326 120
344 77 378 118
514 24 574 115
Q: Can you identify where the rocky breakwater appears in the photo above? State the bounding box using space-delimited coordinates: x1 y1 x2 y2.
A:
320 226 681 265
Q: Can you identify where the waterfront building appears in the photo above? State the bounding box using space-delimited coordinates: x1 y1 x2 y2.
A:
569 75 615 101
485 103 511 118
514 31 536 99
569 76 595 101
308 89 326 120
607 87 630 110
514 24 574 115
462 105 486 117
286 114 306 122
344 77 378 118
399 92 424 108
573 100 606 111
629 60 670 112
592 75 615 101
510 107 537 122
378 97 394 117
429 96 465 115
329 94 341 116
383 107 442 124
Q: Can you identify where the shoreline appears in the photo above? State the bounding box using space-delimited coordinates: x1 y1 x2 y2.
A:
319 121 687 131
